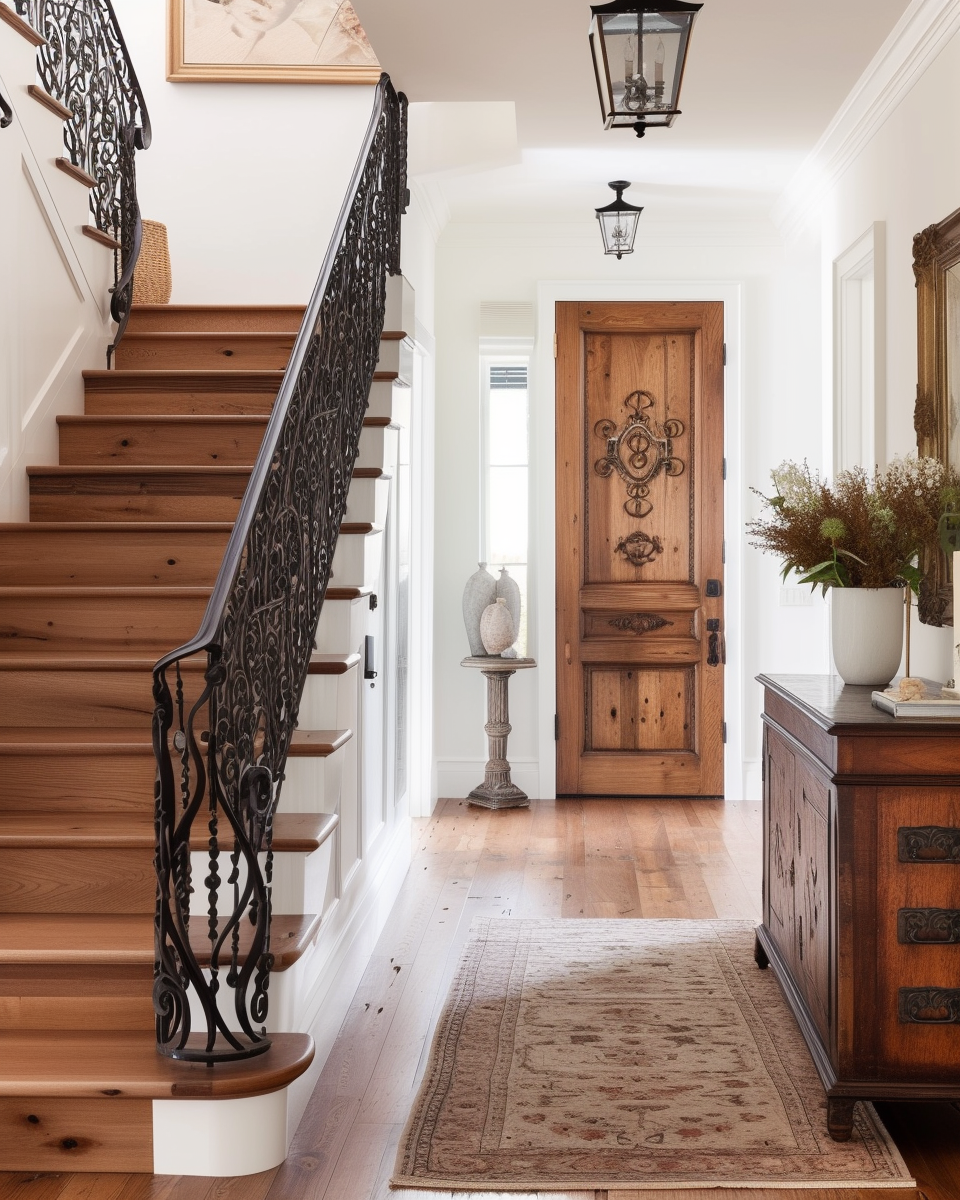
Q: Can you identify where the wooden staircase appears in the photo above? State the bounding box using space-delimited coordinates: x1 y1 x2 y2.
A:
0 304 397 1173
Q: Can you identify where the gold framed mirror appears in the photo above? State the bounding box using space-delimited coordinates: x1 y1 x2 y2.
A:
914 205 960 626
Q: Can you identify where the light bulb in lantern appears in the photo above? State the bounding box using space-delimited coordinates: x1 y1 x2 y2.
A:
624 34 636 81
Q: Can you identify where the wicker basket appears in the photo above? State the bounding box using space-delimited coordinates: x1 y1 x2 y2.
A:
133 219 172 305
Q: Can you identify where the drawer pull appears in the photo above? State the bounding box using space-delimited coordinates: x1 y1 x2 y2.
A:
898 908 960 944
899 988 960 1024
898 826 960 863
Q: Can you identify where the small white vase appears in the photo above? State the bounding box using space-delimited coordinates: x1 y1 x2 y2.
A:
830 586 905 687
462 564 497 656
480 598 516 655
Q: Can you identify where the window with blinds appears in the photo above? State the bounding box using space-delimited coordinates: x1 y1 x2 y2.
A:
481 356 530 654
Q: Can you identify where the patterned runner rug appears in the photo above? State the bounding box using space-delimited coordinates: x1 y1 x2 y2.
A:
392 919 914 1191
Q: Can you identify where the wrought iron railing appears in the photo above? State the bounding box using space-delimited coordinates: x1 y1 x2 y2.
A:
152 76 407 1064
12 0 150 355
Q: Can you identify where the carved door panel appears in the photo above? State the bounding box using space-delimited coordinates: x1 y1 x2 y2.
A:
796 761 832 1043
555 302 724 795
765 729 797 973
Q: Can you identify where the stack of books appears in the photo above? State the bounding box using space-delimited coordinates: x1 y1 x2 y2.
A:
872 681 960 718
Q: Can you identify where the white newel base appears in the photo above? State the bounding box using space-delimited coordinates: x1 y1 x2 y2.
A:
152 1090 289 1176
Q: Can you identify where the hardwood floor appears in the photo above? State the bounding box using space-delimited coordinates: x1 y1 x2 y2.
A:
2 796 958 1200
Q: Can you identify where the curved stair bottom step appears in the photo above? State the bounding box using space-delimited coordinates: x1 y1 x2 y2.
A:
0 1031 313 1176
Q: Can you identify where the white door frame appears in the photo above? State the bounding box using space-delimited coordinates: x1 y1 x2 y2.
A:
533 281 744 801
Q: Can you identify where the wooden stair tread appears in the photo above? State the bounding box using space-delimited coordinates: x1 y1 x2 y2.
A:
289 728 353 756
0 521 235 534
27 84 71 121
83 369 284 389
309 653 361 675
60 413 388 428
0 1030 314 1099
326 586 373 601
0 653 358 673
0 811 339 852
0 913 321 971
55 158 97 190
0 727 155 752
58 414 271 426
28 465 255 477
0 726 350 756
0 585 211 599
0 3 46 46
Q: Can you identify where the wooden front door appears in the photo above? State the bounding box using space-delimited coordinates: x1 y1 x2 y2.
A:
555 301 724 796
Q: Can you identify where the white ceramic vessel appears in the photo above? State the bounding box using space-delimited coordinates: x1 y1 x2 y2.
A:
496 567 521 637
462 563 497 656
480 597 516 655
830 586 905 686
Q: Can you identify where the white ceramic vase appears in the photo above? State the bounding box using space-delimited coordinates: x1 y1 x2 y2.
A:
830 586 904 687
462 564 497 656
480 598 516 655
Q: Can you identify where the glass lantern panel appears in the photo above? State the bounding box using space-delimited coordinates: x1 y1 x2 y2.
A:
598 10 694 119
598 209 639 256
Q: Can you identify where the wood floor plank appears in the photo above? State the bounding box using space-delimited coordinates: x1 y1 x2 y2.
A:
3 798 951 1200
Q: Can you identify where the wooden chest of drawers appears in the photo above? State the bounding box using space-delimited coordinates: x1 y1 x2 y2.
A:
758 674 960 1141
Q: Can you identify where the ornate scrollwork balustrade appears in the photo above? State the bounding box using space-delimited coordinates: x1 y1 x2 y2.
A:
11 0 150 355
151 76 407 1064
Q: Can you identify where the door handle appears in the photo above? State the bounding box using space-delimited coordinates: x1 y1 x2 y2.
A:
706 618 725 666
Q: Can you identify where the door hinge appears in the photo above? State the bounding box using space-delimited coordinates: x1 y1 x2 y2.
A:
722 457 727 480
722 538 726 564
553 333 558 359
722 721 728 744
722 342 727 366
554 713 560 741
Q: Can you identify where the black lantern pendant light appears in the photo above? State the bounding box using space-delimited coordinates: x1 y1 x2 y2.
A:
589 0 702 137
596 181 643 259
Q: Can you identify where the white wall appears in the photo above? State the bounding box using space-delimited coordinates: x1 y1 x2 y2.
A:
112 0 380 305
432 218 826 803
0 11 114 519
811 21 960 681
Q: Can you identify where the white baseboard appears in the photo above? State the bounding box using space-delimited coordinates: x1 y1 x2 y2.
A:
742 758 763 802
435 758 541 801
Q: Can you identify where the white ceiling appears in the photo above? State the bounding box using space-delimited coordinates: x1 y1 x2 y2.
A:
353 0 915 224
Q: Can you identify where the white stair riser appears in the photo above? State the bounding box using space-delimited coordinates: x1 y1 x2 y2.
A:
153 1092 288 1177
366 380 394 421
315 594 369 654
383 274 415 335
330 529 384 591
343 475 389 526
357 426 398 474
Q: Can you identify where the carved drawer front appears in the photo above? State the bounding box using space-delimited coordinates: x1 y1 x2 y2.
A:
898 908 960 944
876 792 960 1076
898 826 960 863
898 989 960 1024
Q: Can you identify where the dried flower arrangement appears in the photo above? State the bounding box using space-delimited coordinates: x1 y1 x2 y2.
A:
747 457 960 593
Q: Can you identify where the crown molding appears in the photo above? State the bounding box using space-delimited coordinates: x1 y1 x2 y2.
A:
773 0 960 240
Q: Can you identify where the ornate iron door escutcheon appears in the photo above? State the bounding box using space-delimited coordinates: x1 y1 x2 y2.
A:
595 389 685 519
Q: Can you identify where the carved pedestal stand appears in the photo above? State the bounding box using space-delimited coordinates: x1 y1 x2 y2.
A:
461 656 536 809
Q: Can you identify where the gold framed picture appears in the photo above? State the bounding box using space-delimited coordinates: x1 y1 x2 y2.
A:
167 0 382 84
